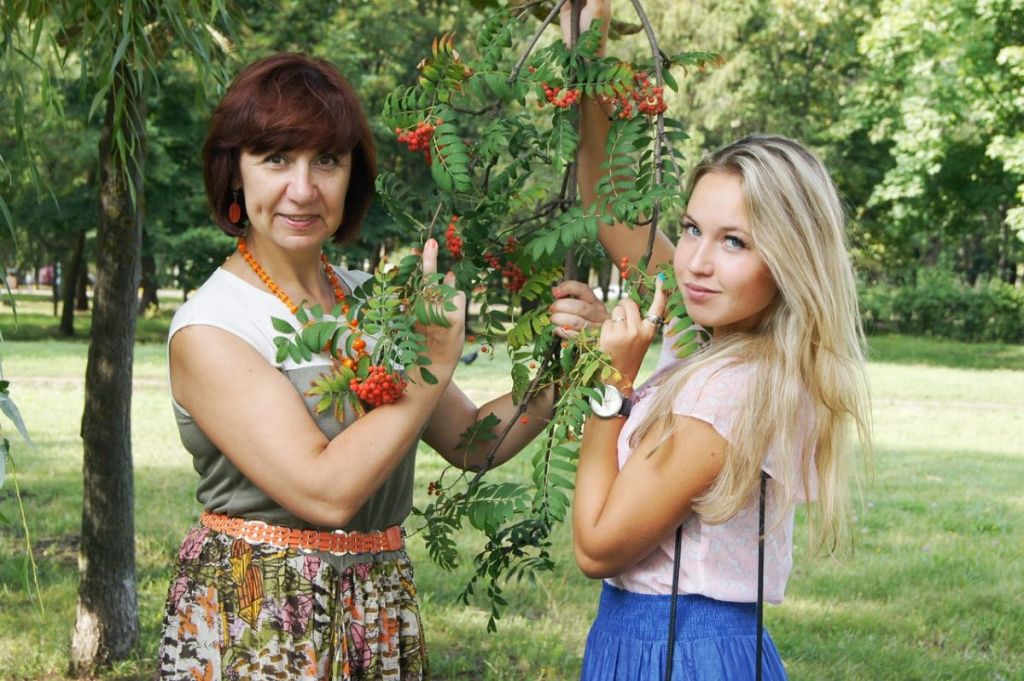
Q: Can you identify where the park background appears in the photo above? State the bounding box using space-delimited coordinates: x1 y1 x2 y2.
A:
1 0 1023 679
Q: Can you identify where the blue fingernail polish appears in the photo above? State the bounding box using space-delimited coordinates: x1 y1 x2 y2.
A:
657 273 666 282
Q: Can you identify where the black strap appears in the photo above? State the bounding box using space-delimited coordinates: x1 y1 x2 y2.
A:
756 470 769 681
665 471 769 681
664 525 683 681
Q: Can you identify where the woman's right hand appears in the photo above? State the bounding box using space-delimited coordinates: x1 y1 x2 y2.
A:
417 238 466 376
550 280 610 338
559 0 611 53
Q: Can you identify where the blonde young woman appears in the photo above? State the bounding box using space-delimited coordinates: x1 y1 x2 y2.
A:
546 3 872 679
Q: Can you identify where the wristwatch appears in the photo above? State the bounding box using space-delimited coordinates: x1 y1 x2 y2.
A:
589 384 632 419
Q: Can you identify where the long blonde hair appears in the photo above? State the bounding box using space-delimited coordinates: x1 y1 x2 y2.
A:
632 135 871 554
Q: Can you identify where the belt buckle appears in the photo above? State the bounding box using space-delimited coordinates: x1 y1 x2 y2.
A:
242 518 268 546
330 528 354 557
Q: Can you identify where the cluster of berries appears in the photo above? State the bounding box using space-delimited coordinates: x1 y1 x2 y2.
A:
445 215 463 258
426 480 442 496
484 247 527 292
631 72 668 116
619 255 631 281
597 72 668 119
541 83 581 109
395 120 439 161
349 365 407 407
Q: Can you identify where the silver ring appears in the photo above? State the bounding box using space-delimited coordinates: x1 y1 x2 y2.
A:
612 318 626 323
643 314 665 327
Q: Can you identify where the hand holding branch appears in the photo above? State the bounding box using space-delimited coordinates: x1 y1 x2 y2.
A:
598 273 667 391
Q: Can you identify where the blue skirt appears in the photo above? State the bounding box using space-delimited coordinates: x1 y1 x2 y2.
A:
580 583 788 681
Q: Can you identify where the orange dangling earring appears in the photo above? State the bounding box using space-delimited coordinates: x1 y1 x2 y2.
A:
228 189 243 224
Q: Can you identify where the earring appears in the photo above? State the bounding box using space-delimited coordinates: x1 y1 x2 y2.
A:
228 189 243 224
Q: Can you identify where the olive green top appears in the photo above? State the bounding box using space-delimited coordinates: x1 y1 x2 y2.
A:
168 266 418 534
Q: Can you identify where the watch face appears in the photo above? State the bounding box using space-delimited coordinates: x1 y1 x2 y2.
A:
589 383 623 418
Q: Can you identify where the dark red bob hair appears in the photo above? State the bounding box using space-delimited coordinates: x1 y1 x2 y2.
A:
202 53 377 244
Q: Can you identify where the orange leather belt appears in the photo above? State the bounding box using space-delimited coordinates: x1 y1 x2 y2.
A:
200 512 404 556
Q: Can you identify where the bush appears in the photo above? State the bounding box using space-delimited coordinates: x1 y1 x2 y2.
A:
859 271 1024 343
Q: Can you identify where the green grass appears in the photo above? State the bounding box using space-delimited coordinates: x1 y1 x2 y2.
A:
0 335 1022 680
867 333 1024 371
1 295 177 344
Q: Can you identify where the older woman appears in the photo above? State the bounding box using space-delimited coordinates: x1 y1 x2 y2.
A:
156 53 575 680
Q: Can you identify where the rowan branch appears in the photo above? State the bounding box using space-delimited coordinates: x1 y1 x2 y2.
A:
468 336 562 486
509 0 570 84
630 0 666 269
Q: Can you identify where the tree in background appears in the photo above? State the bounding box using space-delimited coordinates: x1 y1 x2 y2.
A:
1 1 232 673
852 0 1022 283
641 0 1023 285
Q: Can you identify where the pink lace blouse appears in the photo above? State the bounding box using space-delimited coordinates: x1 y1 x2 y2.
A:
606 353 816 604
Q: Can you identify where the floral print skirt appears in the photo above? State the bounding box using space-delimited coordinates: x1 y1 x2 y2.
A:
156 524 428 680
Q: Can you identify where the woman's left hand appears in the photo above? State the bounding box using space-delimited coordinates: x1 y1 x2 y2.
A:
550 280 610 338
599 274 668 391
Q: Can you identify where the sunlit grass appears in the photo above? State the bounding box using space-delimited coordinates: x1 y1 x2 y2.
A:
0 336 1021 679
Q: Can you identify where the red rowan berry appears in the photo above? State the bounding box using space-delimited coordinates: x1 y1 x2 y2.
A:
445 216 463 258
351 365 407 407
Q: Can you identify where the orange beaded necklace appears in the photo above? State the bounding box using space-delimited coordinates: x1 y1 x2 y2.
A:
236 238 348 315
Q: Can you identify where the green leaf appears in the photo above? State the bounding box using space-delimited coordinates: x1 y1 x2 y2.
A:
548 458 577 473
275 344 290 364
271 317 295 334
482 72 512 100
0 392 31 444
420 367 438 385
510 362 531 402
550 110 579 168
662 68 679 92
337 365 356 385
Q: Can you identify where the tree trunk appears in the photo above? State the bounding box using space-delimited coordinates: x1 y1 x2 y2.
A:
999 219 1013 284
137 247 159 313
76 261 90 311
367 241 383 273
597 261 611 303
52 263 60 317
69 60 144 676
60 228 87 337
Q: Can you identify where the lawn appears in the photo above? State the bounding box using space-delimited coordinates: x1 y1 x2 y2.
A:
0 325 1022 679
